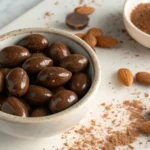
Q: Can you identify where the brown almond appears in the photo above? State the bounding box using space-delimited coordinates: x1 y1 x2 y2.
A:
75 33 86 39
87 28 103 37
83 34 97 48
136 72 150 85
75 6 95 15
96 35 118 48
139 121 150 134
118 68 133 86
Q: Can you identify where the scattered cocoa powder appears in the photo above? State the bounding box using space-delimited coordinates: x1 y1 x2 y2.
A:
58 100 148 150
131 3 150 34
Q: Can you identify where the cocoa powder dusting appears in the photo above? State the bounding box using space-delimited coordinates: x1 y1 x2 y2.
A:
58 100 148 150
131 3 150 34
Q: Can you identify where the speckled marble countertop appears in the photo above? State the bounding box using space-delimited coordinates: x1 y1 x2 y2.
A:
0 0 42 29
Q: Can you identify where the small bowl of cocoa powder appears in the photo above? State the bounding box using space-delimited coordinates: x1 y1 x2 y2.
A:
123 0 150 48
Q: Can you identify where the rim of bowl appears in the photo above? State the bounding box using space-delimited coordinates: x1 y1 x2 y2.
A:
123 0 150 38
0 28 101 123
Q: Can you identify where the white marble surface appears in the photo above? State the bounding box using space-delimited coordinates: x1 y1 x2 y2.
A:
0 0 42 29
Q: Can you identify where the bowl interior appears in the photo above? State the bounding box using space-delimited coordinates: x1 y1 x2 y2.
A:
0 28 100 123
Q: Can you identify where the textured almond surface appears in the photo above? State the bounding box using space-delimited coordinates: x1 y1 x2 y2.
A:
83 34 97 48
87 28 103 37
139 121 150 134
75 33 86 39
75 6 95 15
136 72 150 85
96 35 118 48
118 68 134 86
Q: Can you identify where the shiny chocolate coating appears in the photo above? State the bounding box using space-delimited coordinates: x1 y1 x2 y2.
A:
0 45 30 67
18 34 49 53
60 54 88 73
1 96 28 117
47 42 71 62
69 73 90 97
37 67 72 88
6 68 29 97
24 85 53 106
22 56 53 73
49 90 78 113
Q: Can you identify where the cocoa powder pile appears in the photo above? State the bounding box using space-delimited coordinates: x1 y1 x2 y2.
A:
131 3 150 34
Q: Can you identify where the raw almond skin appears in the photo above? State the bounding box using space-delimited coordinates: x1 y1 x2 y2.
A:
139 121 150 134
75 33 86 39
87 28 103 37
96 35 118 48
136 72 150 85
83 34 97 48
75 6 95 15
118 68 134 86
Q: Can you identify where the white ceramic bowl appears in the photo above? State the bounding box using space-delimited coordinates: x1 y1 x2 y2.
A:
0 28 100 139
123 0 150 48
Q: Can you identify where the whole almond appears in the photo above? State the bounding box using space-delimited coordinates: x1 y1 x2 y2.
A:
75 6 95 15
118 68 134 86
83 34 97 48
75 33 86 39
96 35 118 48
136 72 150 85
139 121 150 134
87 28 103 37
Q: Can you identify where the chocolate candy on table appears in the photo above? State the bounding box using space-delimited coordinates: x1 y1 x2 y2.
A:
49 90 78 113
66 12 89 30
6 68 29 97
47 42 71 62
0 71 4 93
37 67 72 88
1 96 28 117
69 73 90 97
0 46 30 67
31 107 50 117
24 85 53 106
22 56 53 73
60 54 88 73
51 86 66 95
18 34 49 53
0 68 11 76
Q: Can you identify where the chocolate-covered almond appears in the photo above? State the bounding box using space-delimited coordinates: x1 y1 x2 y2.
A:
47 42 71 62
22 56 53 73
60 54 88 73
18 34 49 53
69 73 90 97
37 67 72 88
0 46 30 67
31 107 50 117
49 90 78 113
0 68 11 76
24 85 53 106
0 71 4 93
1 96 28 117
6 68 29 97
